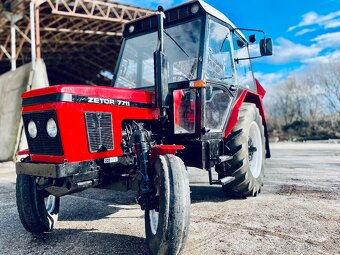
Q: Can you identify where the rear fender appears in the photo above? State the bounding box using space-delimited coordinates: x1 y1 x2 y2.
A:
224 80 271 158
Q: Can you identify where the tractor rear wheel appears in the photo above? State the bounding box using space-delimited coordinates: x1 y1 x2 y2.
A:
16 174 60 235
219 103 265 197
145 154 190 255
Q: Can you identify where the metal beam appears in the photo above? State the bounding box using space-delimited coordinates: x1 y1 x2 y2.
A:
16 24 30 58
35 4 41 59
5 12 23 70
0 45 11 60
0 0 153 84
45 0 153 23
0 34 10 61
30 1 36 69
10 18 16 70
40 27 122 36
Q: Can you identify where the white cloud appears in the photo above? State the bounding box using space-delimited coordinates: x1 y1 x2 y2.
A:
324 18 340 29
295 28 316 36
303 50 340 64
267 37 322 64
288 10 340 33
263 33 340 65
254 72 285 87
263 32 340 65
312 31 340 49
288 12 319 31
255 11 340 89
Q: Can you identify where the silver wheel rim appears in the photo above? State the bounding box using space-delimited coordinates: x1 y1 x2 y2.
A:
248 121 263 178
44 195 56 213
149 209 159 235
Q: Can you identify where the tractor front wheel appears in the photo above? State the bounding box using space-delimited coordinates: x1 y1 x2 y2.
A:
16 174 60 235
145 154 191 255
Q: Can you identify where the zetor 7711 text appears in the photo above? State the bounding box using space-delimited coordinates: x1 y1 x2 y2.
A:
15 1 273 254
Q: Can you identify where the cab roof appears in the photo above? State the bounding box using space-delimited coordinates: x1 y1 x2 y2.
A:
123 0 246 40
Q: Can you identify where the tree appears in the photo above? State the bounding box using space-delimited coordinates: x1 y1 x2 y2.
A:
264 62 340 139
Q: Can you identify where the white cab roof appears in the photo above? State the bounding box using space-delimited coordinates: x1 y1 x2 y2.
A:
185 0 247 40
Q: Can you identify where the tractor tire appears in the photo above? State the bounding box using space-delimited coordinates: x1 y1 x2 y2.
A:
220 103 265 197
145 154 191 255
16 174 60 235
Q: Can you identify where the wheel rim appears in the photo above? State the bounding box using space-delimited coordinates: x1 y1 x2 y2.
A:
148 159 162 236
248 121 263 178
44 195 56 213
149 209 159 235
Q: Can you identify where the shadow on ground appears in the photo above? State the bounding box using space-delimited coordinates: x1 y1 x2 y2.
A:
190 184 245 203
20 229 148 255
60 183 244 222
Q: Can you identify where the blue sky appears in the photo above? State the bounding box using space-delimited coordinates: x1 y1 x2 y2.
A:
119 0 340 88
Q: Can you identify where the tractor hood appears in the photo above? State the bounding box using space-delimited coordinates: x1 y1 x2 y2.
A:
22 84 155 108
21 84 157 164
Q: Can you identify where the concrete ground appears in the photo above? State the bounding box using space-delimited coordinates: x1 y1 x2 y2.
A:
0 142 339 255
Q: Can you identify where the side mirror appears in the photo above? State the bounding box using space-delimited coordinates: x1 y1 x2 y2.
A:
260 38 273 56
249 34 256 43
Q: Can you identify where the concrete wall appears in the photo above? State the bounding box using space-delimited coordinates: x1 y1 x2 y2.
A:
0 63 31 161
0 59 49 161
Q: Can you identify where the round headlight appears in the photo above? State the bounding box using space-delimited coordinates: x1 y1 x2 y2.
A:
191 4 199 14
46 118 58 138
28 120 37 139
128 25 135 33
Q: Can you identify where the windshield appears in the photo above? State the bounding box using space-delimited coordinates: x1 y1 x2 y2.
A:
114 18 202 89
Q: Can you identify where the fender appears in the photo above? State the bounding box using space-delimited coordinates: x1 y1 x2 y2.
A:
224 79 271 158
149 145 185 164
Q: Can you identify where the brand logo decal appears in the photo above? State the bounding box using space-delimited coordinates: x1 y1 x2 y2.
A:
86 97 130 106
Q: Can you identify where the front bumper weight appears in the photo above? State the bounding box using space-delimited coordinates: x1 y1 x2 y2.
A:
16 160 99 179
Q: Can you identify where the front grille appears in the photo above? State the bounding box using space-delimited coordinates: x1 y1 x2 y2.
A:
23 111 63 155
85 112 113 153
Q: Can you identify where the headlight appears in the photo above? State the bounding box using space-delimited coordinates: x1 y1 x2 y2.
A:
28 120 37 138
128 25 135 33
46 118 58 138
191 4 199 14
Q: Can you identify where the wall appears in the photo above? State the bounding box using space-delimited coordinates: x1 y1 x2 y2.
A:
0 59 49 161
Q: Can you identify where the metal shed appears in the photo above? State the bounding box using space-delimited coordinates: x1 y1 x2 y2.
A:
0 0 153 85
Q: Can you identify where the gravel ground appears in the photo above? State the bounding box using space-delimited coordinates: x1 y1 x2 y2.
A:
0 142 339 255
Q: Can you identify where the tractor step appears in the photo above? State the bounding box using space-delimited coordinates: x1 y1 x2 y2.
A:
219 155 233 163
209 176 236 186
219 176 236 185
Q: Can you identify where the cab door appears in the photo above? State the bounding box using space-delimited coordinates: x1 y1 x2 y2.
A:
203 18 235 134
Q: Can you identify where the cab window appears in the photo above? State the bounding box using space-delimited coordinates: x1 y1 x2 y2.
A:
205 20 234 83
232 33 255 90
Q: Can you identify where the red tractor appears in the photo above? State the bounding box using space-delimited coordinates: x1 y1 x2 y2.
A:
16 1 272 254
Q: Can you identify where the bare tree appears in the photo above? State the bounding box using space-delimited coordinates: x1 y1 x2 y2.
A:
264 62 340 139
309 62 340 114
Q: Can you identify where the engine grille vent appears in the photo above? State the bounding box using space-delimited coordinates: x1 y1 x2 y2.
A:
85 112 113 153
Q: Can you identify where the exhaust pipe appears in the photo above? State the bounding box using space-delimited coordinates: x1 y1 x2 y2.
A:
154 6 169 123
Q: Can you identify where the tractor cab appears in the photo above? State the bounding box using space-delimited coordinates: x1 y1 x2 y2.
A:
112 0 272 168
